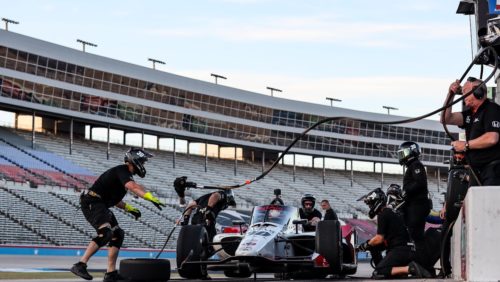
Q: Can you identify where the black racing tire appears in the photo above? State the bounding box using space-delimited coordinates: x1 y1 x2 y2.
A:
176 225 209 279
316 220 342 273
445 168 469 223
224 269 252 278
119 258 170 282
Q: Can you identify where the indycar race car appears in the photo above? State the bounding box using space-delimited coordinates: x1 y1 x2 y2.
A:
176 204 358 279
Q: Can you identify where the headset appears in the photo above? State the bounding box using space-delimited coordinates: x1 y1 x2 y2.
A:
467 77 487 99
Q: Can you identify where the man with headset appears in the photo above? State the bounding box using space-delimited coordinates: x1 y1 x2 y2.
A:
443 77 500 185
70 148 165 282
440 77 500 277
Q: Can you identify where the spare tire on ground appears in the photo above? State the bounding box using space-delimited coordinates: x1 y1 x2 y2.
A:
119 258 170 281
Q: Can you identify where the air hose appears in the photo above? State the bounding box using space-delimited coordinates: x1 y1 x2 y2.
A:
154 204 200 259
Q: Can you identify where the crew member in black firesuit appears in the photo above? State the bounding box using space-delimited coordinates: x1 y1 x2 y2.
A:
357 188 432 279
178 184 236 241
298 194 322 232
397 141 431 243
385 183 440 276
70 148 165 282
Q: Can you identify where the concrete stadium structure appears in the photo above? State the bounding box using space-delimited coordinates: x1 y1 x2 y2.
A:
0 29 458 249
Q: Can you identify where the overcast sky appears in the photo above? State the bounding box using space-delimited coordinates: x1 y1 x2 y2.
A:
1 0 489 119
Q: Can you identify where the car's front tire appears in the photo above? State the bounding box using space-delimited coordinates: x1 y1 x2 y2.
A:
176 225 209 279
316 220 342 273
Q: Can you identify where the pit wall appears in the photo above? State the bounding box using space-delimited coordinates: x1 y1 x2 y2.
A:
452 186 500 281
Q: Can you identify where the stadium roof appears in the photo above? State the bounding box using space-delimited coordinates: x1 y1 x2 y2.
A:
0 29 459 133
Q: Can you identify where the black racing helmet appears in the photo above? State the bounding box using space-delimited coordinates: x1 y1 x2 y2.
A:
386 184 404 209
124 148 153 178
301 193 316 214
397 141 420 166
359 188 387 219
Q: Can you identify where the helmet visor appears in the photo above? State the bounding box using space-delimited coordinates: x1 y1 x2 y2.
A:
397 148 411 161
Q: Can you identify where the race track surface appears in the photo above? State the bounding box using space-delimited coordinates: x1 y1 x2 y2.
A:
0 255 456 282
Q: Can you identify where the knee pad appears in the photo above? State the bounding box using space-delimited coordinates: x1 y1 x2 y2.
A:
108 227 125 249
92 226 113 247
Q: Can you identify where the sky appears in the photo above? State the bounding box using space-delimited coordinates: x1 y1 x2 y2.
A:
0 0 489 120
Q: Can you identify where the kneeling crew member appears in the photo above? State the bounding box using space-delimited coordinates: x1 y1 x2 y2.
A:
358 188 432 279
71 148 165 282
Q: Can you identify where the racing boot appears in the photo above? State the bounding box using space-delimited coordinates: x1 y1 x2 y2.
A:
371 270 388 280
70 261 93 280
103 270 125 282
408 261 433 278
437 269 452 278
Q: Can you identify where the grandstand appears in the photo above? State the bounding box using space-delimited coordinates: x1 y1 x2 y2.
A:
0 29 453 248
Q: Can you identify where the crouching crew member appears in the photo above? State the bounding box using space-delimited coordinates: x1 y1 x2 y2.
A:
358 188 432 279
178 184 236 242
71 148 165 282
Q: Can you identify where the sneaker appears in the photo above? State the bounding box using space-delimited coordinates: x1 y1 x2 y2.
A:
408 261 433 278
70 262 93 280
103 270 124 282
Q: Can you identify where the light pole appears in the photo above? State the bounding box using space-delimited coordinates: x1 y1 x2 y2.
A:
2 18 19 31
148 58 165 70
211 73 227 84
326 97 342 107
76 39 97 53
266 86 282 97
382 105 398 115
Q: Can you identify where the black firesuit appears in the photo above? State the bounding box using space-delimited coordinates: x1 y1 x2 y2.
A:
402 158 431 242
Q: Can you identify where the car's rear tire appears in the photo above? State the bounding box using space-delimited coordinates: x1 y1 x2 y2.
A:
316 220 342 273
119 258 170 282
176 225 209 279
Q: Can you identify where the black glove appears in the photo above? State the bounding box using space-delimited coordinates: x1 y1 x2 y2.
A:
203 207 216 222
357 240 371 252
174 176 188 198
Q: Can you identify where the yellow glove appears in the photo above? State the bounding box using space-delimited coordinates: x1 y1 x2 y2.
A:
124 203 141 220
144 192 165 210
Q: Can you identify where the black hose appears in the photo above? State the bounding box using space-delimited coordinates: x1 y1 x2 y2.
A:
439 219 455 276
154 204 200 259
